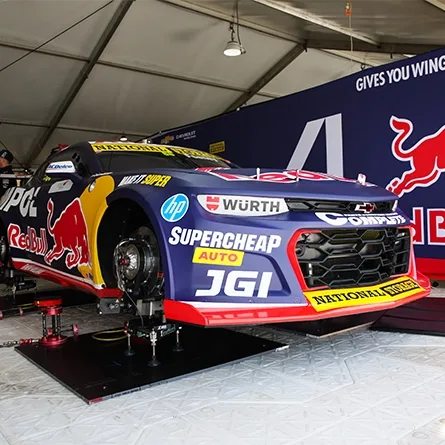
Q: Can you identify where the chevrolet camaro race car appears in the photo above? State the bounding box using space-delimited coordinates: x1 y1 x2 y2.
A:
0 141 431 327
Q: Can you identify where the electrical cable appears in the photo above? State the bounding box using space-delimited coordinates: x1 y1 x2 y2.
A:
0 0 114 75
92 328 127 342
348 4 353 56
236 0 243 49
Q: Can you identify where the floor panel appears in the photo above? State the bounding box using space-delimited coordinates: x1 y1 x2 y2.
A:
0 287 443 444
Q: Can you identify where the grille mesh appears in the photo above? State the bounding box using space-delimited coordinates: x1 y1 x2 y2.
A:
286 199 395 213
296 228 411 289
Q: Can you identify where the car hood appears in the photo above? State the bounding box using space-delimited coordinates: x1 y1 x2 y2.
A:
117 168 396 201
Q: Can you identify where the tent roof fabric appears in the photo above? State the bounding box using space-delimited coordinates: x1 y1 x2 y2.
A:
0 0 443 167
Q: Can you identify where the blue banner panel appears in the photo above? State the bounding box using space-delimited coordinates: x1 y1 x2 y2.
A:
152 48 445 279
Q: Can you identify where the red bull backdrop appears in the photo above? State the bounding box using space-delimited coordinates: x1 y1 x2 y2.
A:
151 48 445 280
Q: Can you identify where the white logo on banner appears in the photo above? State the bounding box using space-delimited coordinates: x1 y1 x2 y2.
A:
286 113 344 177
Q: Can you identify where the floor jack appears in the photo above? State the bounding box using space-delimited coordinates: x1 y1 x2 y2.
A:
0 296 78 348
34 296 78 346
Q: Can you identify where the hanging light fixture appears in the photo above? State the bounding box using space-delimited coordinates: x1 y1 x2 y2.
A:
120 134 128 142
223 23 242 56
223 1 245 57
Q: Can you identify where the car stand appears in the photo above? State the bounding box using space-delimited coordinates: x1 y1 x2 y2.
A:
123 318 183 366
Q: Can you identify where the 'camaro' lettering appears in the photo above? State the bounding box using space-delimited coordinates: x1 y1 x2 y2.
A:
168 227 281 253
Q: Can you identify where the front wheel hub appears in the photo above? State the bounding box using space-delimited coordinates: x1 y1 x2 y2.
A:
113 230 160 297
116 244 140 281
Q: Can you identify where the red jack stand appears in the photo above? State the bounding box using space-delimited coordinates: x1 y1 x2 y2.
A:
34 297 68 347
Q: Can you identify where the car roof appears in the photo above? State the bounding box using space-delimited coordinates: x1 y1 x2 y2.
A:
86 141 227 161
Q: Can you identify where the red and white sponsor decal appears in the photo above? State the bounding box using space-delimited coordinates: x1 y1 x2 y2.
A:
8 225 48 256
197 195 288 216
7 198 90 270
21 264 45 275
195 167 225 172
411 207 445 245
204 196 220 211
208 170 376 186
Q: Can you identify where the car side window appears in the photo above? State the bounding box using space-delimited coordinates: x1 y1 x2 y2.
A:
28 149 87 187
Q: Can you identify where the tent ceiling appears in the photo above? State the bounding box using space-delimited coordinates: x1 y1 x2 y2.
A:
0 0 443 167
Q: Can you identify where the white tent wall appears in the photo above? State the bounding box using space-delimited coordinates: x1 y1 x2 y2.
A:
0 0 121 57
0 124 41 166
0 48 84 124
257 48 363 96
98 0 296 88
0 0 443 166
58 66 242 144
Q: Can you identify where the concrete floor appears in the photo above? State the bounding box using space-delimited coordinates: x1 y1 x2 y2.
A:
0 286 443 444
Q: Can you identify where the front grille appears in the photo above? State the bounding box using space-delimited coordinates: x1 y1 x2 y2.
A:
296 228 411 289
285 199 395 214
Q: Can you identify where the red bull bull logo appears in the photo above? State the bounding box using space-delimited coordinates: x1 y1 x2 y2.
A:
387 116 445 197
44 198 90 269
7 198 91 269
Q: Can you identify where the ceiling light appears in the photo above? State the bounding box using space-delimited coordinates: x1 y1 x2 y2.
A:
223 22 245 57
224 39 242 57
120 134 128 142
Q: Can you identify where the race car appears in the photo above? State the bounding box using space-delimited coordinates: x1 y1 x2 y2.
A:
0 141 430 327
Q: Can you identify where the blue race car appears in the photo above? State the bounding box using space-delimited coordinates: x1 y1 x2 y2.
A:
0 141 430 326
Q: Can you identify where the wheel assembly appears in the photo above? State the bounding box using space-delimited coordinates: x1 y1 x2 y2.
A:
113 226 162 299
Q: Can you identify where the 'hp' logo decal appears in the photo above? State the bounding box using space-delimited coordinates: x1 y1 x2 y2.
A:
161 194 189 222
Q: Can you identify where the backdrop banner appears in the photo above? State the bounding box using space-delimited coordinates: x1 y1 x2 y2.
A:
151 48 445 280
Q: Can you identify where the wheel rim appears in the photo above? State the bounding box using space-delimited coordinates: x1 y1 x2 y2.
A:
113 226 161 296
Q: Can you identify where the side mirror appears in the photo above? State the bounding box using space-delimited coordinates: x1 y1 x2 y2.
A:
45 160 83 183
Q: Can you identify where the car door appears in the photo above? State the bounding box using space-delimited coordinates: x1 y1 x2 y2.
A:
23 147 95 279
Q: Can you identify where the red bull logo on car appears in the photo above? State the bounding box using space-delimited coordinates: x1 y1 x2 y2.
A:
387 116 445 197
7 198 90 270
44 198 90 269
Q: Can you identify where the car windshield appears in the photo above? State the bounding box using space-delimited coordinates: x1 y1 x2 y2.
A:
98 148 238 172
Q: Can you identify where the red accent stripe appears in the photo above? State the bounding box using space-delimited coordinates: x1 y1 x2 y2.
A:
286 229 328 292
12 259 122 298
164 277 430 327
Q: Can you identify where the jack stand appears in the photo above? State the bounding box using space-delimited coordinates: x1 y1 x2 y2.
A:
172 326 184 352
123 332 135 357
35 297 68 347
147 329 160 367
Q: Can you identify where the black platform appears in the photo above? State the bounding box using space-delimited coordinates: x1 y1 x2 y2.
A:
371 298 445 336
16 325 285 403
